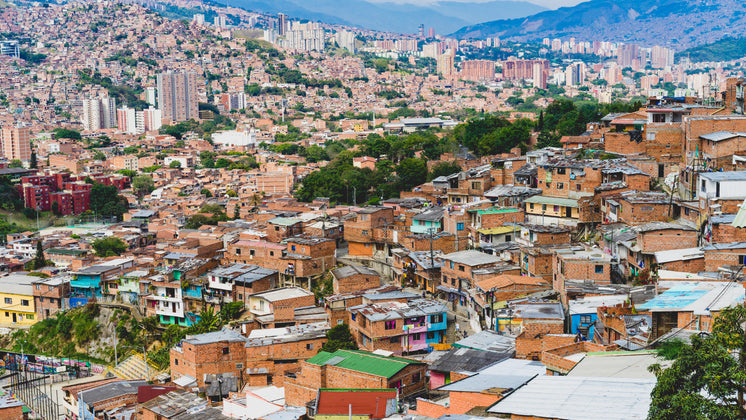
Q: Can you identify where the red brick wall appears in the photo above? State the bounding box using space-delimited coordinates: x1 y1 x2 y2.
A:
637 229 698 253
704 248 746 271
170 340 246 387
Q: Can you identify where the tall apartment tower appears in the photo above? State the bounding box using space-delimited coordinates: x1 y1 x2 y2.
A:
278 13 288 36
1 125 31 162
157 72 199 125
81 97 116 131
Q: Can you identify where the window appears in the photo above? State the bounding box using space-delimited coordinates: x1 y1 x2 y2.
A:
362 230 369 236
39 297 43 303
385 320 396 330
471 182 481 190
458 265 465 272
3 312 7 317
595 265 604 274
390 336 399 344
270 251 274 256
426 331 435 340
337 319 344 325
739 255 746 265
530 203 535 210
235 248 241 255
554 205 559 212
557 168 566 175
701 180 706 192
542 204 547 211
21 300 29 306
457 223 464 231
351 312 357 321
360 214 368 221
3 298 10 305
557 182 564 190
238 294 243 300
249 250 255 256
35 285 41 290
580 315 593 324
222 347 230 355
576 184 581 191
274 226 280 231
412 372 421 383
26 314 33 320
412 333 421 340
291 245 296 251
306 343 314 350
174 359 179 365
431 314 443 323
449 262 454 269
451 278 455 286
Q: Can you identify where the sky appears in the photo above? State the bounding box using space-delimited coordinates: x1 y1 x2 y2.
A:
365 0 585 8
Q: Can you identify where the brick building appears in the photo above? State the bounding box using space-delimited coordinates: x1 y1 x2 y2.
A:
245 322 329 386
248 287 322 329
170 327 247 388
348 299 448 355
331 265 381 294
284 349 427 407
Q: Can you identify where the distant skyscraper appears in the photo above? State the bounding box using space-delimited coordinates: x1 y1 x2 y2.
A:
192 14 205 25
460 60 495 82
278 13 288 36
437 51 456 79
81 97 116 131
157 71 199 125
281 22 326 52
145 86 157 108
336 30 356 54
533 62 547 89
1 124 31 162
214 15 227 28
427 28 435 38
117 106 138 134
418 24 424 37
503 59 549 81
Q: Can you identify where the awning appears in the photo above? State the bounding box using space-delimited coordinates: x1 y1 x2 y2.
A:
436 285 468 297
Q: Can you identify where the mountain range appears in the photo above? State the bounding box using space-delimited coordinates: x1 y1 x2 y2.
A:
226 0 547 34
451 0 746 49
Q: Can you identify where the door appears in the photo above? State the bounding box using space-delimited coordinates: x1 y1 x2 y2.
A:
12 313 17 323
565 207 572 218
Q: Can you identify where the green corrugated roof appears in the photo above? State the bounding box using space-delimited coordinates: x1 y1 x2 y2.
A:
307 350 422 378
475 207 521 215
524 195 579 208
47 248 87 256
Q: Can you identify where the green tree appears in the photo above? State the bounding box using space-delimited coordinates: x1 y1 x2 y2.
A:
29 152 37 169
199 151 216 168
397 158 428 191
132 175 155 198
93 151 107 161
169 160 182 169
8 160 23 168
90 183 128 220
648 305 746 419
320 324 358 353
200 188 213 197
91 237 128 257
428 162 461 181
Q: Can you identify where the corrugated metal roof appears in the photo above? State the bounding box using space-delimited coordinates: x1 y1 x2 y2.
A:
316 389 397 417
732 200 746 228
699 171 746 182
523 195 579 208
306 350 422 378
487 376 655 420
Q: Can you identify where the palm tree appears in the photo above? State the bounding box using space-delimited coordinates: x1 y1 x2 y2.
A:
194 307 221 333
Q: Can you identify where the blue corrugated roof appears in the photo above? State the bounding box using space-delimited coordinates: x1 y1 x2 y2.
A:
636 285 708 310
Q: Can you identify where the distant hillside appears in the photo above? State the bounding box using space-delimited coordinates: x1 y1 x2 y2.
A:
678 37 746 62
451 0 746 49
229 0 546 34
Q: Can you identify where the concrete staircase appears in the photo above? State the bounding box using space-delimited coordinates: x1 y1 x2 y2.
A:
108 353 158 381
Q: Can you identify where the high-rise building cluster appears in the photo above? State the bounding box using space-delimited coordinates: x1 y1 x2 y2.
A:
116 107 162 135
81 97 117 131
460 60 495 82
281 22 326 52
0 40 19 58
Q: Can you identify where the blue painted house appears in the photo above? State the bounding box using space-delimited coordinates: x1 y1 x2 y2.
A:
70 258 135 307
411 207 444 234
569 295 628 340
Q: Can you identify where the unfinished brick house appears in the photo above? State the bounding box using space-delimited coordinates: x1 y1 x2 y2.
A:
170 327 247 388
284 349 427 407
245 322 329 386
331 265 381 294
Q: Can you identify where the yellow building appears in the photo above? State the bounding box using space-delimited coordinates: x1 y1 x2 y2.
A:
0 274 38 327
